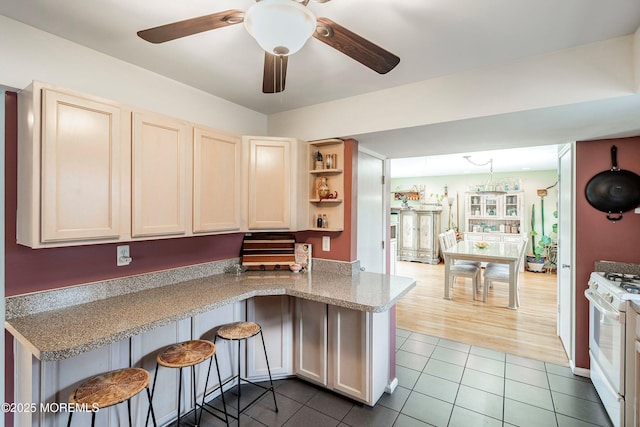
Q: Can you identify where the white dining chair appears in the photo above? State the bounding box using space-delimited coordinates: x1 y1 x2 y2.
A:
441 230 481 268
482 241 527 306
439 232 482 299
482 265 519 306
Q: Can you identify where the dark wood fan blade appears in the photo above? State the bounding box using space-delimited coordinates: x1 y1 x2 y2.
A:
137 10 244 43
263 53 288 93
313 17 400 74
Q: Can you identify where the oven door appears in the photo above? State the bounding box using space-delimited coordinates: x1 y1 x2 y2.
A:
586 288 625 426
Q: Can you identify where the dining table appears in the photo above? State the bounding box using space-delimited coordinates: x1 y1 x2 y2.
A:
442 239 526 309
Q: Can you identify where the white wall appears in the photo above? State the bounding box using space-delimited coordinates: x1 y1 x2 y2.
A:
0 16 267 136
269 36 636 141
391 169 559 253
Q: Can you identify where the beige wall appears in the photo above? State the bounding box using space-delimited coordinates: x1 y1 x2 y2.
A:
391 169 559 247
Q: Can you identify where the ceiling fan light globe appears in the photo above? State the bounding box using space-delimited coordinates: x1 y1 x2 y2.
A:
244 0 316 56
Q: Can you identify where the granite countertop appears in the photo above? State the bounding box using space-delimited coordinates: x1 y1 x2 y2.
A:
5 269 415 362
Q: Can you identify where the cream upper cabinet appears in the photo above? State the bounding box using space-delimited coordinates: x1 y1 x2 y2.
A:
193 127 241 233
132 111 189 238
244 136 298 230
17 83 129 247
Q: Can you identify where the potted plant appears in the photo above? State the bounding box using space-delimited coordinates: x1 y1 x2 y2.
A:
527 203 547 272
527 200 558 272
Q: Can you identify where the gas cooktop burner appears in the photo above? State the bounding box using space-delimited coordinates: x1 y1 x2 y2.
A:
621 282 640 294
605 272 640 283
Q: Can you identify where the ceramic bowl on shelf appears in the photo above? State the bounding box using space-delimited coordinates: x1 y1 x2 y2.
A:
474 241 489 249
289 264 302 273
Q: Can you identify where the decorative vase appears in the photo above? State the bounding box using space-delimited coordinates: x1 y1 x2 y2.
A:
318 178 330 198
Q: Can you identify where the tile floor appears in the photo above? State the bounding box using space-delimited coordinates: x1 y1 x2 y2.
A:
188 328 612 427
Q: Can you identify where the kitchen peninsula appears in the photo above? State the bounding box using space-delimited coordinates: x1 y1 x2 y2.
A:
5 259 415 426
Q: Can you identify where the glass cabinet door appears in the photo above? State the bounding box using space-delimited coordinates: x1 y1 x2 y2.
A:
484 197 498 217
469 195 482 217
505 194 519 217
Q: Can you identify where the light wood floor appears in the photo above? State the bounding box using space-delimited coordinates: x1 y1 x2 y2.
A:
395 260 569 366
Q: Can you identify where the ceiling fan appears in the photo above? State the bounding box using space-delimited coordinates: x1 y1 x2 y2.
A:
137 0 400 94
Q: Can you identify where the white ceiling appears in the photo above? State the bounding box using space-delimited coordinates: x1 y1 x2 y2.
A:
2 0 640 162
390 145 560 178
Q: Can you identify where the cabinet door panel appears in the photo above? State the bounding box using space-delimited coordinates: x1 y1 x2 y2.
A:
247 138 291 229
400 213 415 251
130 319 191 426
41 89 121 242
246 296 293 379
132 112 188 237
193 128 241 232
418 213 434 252
328 305 369 402
294 299 328 386
192 303 242 398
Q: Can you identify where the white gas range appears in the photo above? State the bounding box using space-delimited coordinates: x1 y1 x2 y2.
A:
586 271 640 427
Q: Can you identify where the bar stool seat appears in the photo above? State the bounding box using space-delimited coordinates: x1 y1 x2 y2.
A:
67 367 156 426
207 321 278 423
217 321 261 341
157 339 215 368
149 339 228 426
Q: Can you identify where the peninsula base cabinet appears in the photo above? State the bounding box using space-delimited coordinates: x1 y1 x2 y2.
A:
11 298 392 426
14 338 131 427
294 300 391 406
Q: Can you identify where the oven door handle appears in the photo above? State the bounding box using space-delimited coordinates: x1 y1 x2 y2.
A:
584 289 620 322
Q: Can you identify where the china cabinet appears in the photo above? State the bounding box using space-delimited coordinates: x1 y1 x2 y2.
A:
307 138 344 231
397 209 442 264
465 191 525 240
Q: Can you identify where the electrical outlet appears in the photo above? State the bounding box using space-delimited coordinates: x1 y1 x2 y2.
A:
117 245 132 266
322 236 330 251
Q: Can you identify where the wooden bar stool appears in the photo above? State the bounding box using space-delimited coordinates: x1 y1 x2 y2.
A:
67 367 156 427
147 339 228 426
208 321 278 423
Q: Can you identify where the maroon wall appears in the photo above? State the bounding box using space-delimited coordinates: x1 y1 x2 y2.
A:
575 137 640 369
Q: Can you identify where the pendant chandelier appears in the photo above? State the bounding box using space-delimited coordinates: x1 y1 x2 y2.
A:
463 156 507 196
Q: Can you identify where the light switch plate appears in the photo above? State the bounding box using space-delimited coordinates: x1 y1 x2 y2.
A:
322 236 330 251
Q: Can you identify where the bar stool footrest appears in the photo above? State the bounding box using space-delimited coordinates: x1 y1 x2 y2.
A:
203 376 277 420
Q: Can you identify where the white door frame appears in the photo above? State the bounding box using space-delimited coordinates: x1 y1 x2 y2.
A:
357 147 387 273
557 143 576 369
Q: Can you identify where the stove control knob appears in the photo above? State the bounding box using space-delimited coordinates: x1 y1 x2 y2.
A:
603 293 613 304
589 281 598 290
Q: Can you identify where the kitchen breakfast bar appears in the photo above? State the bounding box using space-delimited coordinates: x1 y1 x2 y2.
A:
5 260 415 426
